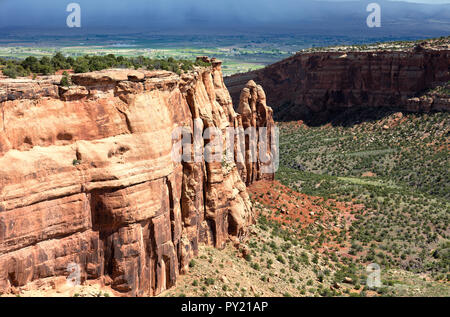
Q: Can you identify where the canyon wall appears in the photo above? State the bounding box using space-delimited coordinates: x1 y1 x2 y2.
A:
0 59 275 296
226 46 450 121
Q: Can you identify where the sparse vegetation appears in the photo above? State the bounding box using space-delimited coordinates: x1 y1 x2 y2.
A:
274 110 449 284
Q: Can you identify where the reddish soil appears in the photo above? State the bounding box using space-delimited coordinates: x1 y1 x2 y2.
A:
248 180 365 256
279 120 308 131
362 172 377 178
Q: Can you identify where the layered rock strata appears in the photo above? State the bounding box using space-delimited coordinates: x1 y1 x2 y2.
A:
226 44 450 121
236 81 276 185
0 59 274 296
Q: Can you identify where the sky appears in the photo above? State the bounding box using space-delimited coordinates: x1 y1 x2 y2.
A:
0 0 449 35
398 0 450 2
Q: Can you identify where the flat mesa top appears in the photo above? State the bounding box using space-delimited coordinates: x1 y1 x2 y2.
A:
298 37 450 54
0 69 178 86
0 67 213 102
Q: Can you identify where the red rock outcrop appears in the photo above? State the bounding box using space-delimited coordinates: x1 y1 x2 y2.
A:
237 80 276 185
226 45 450 121
0 59 275 296
406 82 450 112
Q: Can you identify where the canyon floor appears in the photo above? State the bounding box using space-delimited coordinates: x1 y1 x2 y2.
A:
161 222 449 298
163 109 450 297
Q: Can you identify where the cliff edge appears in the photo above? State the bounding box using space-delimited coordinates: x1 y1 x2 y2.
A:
0 59 275 296
225 38 450 122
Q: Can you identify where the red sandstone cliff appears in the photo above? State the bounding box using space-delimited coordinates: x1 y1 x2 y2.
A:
0 59 274 296
226 41 450 121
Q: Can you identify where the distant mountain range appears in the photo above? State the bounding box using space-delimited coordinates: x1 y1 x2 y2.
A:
0 0 449 38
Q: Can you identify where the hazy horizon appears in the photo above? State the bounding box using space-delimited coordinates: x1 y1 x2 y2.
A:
0 0 449 38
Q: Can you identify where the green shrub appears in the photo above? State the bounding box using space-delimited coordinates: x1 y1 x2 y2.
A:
2 53 207 78
60 71 71 87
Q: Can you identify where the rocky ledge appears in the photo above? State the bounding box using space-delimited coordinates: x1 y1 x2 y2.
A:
0 59 275 296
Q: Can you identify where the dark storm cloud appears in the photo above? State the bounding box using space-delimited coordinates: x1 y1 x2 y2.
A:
0 0 449 34
0 0 328 28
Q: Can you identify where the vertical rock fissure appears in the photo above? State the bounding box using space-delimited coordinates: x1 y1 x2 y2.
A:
0 64 275 296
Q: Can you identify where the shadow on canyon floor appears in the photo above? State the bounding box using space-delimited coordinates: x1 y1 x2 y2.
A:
274 106 440 127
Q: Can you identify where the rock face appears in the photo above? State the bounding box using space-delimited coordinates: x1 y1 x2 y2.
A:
236 80 276 185
0 60 275 296
226 46 450 121
406 82 450 112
